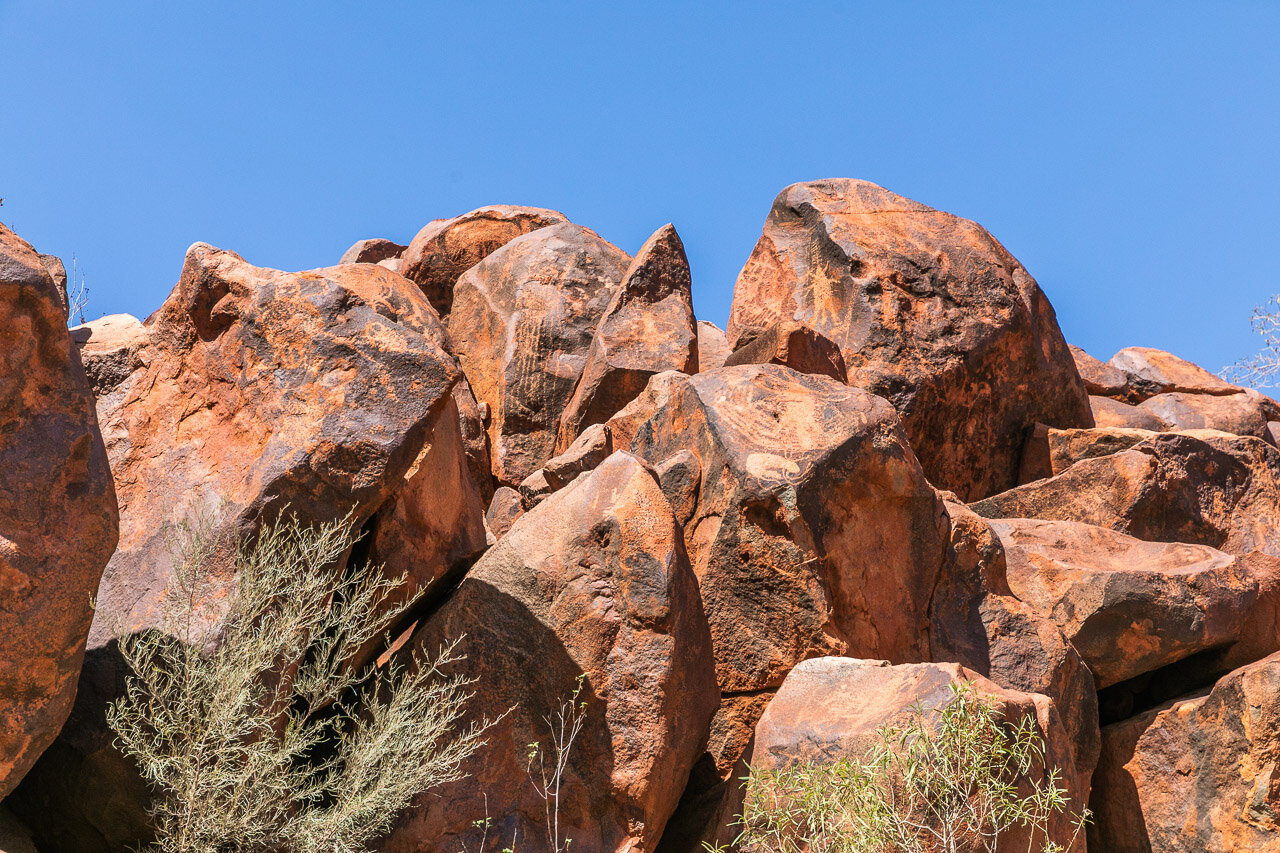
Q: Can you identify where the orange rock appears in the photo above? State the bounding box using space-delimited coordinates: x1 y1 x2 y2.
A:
338 237 406 265
990 518 1257 688
727 179 1091 500
400 205 567 317
0 225 118 797
1108 345 1238 401
751 657 1085 853
70 313 150 397
1069 344 1128 397
722 319 847 382
1138 389 1272 438
385 453 718 853
555 224 697 451
1089 394 1169 430
695 320 731 372
616 364 947 772
1090 653 1280 852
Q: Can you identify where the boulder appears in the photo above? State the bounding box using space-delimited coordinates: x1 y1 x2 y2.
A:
989 518 1257 688
617 364 948 772
750 657 1085 852
543 422 612 490
722 319 847 382
400 205 567 317
70 313 150 397
1138 389 1272 438
1091 652 1280 852
451 376 495 504
555 224 697 450
484 486 523 540
726 178 1091 500
448 223 631 486
695 320 731 372
0 224 118 797
37 252 69 317
1069 344 1128 397
384 453 719 853
972 432 1280 558
1108 345 1239 401
1090 394 1169 430
338 237 406 266
9 243 483 852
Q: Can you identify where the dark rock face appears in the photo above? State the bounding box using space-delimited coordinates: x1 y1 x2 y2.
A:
338 237 407 265
615 364 947 772
448 223 631 487
555 223 697 451
400 205 567 318
384 453 719 853
727 178 1092 500
722 319 847 382
0 225 118 798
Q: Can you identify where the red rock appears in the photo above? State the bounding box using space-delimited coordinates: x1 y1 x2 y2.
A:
555 224 697 451
0 225 118 797
617 364 947 772
972 432 1280 558
1090 653 1280 853
400 205 567 317
750 657 1085 853
449 223 631 486
695 321 731 372
989 518 1257 688
1108 345 1238 401
543 422 612 490
70 313 150 397
1090 394 1169 430
36 253 69 318
1069 344 1128 397
721 319 847 382
1138 389 1271 438
384 452 719 853
338 237 406 265
726 179 1091 500
11 243 483 851
450 377 495 504
484 486 523 540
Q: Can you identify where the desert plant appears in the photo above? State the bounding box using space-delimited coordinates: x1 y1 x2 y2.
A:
1223 295 1280 389
107 512 486 853
716 681 1088 853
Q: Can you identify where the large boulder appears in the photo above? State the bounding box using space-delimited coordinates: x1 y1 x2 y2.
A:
1138 389 1273 439
614 364 948 771
989 518 1257 688
0 224 118 797
70 314 150 397
338 237 406 266
972 432 1280 559
750 657 1085 853
10 244 485 852
448 223 631 486
1091 652 1280 852
695 321 731 372
555 224 697 451
721 319 847 382
400 205 567 317
726 179 1091 500
1089 395 1169 430
384 452 719 853
1108 346 1240 401
1069 344 1128 397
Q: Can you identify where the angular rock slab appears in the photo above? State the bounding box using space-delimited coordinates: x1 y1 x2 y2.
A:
384 453 719 853
726 178 1091 500
338 237 406 265
1108 345 1239 401
722 319 847 382
751 657 1084 853
1069 344 1128 397
555 223 697 451
695 320 731 372
401 204 567 317
989 518 1256 688
616 364 948 770
972 432 1280 559
1138 389 1273 439
0 224 118 797
1089 395 1169 431
1091 652 1280 853
449 223 630 486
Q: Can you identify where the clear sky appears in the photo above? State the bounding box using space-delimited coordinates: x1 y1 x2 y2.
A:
3 2 1278 376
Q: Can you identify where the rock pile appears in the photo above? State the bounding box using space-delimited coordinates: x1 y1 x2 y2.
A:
3 179 1279 852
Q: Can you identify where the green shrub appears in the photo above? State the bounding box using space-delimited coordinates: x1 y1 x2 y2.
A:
717 681 1088 853
107 513 486 853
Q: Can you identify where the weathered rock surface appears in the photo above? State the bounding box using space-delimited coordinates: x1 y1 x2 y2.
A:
555 224 697 451
10 243 483 851
1090 394 1169 430
543 422 612 490
70 313 150 397
726 178 1091 500
36 253 69 317
0 224 118 798
1139 389 1272 438
385 452 719 853
401 205 567 317
722 319 847 382
972 432 1280 558
484 485 523 540
1070 344 1128 397
1108 345 1239 401
449 223 630 486
1091 652 1280 852
751 657 1085 852
617 364 947 772
695 320 731 372
989 518 1256 688
338 237 407 265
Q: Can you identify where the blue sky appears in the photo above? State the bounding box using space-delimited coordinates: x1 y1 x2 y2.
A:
3 2 1278 375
